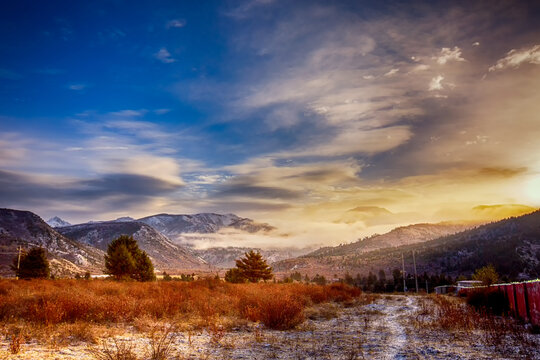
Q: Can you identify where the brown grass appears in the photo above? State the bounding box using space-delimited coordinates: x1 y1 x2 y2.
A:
0 279 361 333
416 294 537 357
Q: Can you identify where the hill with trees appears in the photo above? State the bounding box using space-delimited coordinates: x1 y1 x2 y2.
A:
274 210 540 281
0 208 104 276
56 221 209 271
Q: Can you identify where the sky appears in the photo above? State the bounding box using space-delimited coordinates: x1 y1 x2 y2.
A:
1 0 540 249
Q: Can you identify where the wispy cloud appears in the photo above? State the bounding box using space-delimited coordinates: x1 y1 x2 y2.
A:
166 19 186 28
384 68 399 77
433 46 465 65
154 47 176 63
428 75 444 90
489 44 540 72
68 84 87 91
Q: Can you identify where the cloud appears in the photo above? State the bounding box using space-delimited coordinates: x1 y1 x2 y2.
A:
68 84 87 91
428 75 444 91
472 42 480 47
384 68 399 76
154 108 171 115
107 109 147 117
166 19 186 28
154 48 176 63
215 183 303 200
225 0 276 19
434 47 465 65
410 64 429 73
488 44 540 72
0 170 182 206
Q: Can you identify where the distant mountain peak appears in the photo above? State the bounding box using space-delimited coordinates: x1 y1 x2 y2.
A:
137 212 275 246
114 216 135 222
46 216 71 227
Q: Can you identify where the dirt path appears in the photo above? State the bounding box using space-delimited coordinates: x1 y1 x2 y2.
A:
376 296 417 360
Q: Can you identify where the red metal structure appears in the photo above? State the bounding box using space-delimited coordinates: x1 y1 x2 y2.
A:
458 280 540 326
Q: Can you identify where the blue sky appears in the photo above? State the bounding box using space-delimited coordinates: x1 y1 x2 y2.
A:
1 0 540 248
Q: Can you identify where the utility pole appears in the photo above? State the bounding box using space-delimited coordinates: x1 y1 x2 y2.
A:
16 246 22 280
426 280 429 294
412 250 419 293
401 253 407 293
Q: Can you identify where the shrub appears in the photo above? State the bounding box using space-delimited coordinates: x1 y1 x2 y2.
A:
466 289 509 315
0 279 362 331
472 264 499 286
12 247 50 279
241 288 304 330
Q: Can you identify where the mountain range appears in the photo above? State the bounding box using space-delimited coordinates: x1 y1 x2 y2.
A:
137 213 275 244
2 206 539 280
0 209 104 276
0 209 277 276
273 210 540 280
56 221 208 271
308 222 477 258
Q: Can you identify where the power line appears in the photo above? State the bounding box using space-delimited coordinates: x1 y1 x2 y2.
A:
412 250 419 293
401 253 407 293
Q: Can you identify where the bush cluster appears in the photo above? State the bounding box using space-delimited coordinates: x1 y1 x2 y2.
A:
466 289 509 315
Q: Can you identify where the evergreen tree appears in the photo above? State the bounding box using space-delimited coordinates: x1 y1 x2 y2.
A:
12 247 50 279
104 235 155 281
135 251 156 281
230 250 273 283
224 267 246 283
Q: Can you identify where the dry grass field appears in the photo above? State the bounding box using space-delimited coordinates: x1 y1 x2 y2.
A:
1 280 539 359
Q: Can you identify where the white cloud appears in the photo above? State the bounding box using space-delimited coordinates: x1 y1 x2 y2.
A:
108 109 147 117
154 108 171 115
384 68 399 76
428 75 444 91
472 42 480 47
166 19 186 28
68 84 86 91
154 48 176 63
434 46 465 65
488 44 540 72
410 64 429 73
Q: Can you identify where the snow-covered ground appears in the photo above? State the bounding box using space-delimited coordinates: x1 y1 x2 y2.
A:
2 295 538 359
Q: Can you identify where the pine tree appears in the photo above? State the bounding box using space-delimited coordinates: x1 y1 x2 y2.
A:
135 251 156 281
231 250 273 283
12 247 50 279
104 235 155 281
224 267 245 283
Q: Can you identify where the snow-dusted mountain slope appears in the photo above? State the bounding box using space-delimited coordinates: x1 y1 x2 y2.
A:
195 246 309 268
0 209 104 276
137 213 275 240
46 216 72 227
57 221 209 270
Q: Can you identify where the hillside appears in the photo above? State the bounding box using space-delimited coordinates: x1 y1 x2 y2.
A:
0 209 104 276
56 221 209 271
194 246 308 268
308 222 477 257
274 211 540 280
138 213 275 243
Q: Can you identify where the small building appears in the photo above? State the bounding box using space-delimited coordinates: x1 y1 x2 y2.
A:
456 280 483 291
